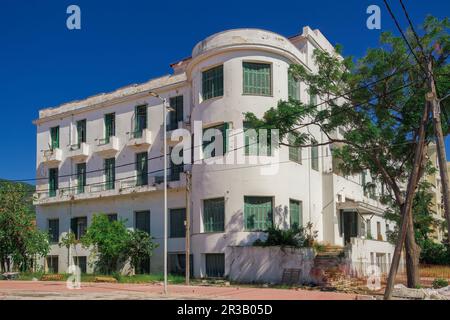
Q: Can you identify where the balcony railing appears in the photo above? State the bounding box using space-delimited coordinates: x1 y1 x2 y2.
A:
68 142 90 160
95 136 119 156
127 129 151 149
42 148 62 165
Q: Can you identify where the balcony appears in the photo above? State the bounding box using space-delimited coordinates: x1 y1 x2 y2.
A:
154 171 187 189
126 129 152 149
41 148 62 165
95 136 119 157
68 143 90 161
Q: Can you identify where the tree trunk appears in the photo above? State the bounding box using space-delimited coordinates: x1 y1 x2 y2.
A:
405 208 421 287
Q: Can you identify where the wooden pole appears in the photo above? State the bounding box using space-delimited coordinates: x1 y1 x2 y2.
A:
384 100 429 299
428 59 450 242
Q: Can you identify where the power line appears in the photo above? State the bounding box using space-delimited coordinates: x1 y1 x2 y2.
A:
13 66 417 184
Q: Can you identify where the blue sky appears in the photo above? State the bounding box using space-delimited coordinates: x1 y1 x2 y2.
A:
0 0 448 182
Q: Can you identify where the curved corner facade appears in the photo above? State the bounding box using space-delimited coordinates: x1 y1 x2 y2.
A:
34 27 396 277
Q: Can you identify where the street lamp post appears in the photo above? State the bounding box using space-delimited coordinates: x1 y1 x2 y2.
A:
149 91 172 295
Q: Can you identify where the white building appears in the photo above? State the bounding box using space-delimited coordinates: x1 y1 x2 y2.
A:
34 27 396 277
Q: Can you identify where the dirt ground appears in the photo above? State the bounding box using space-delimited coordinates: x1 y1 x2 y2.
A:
0 281 364 300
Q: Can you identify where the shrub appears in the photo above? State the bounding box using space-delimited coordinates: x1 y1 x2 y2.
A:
253 223 318 248
419 239 450 265
432 278 449 289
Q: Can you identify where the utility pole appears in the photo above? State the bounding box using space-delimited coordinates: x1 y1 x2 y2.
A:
185 171 191 285
428 59 450 240
384 100 429 299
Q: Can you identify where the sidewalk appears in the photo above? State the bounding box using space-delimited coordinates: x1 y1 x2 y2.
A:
0 281 359 300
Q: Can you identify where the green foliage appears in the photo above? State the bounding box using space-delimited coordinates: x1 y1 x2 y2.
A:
126 229 158 272
432 278 449 289
59 231 77 249
81 214 131 274
253 223 318 248
0 182 49 272
80 214 158 274
419 239 450 265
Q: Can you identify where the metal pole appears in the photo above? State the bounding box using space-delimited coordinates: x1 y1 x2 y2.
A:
163 97 168 295
185 171 191 285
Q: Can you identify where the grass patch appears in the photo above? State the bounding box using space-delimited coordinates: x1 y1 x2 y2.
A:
7 272 185 284
420 264 450 279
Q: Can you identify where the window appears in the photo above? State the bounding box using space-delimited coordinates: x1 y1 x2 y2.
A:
136 152 148 186
289 199 302 229
104 113 115 143
243 122 272 156
309 93 317 106
288 72 300 100
104 158 115 190
50 126 59 149
170 208 186 238
76 119 86 145
366 219 372 239
168 96 184 130
244 196 273 231
76 163 86 194
48 219 59 243
48 168 58 197
106 213 118 222
377 222 382 241
73 256 87 274
203 198 225 232
203 123 229 158
134 105 147 138
70 217 87 240
170 147 183 181
311 144 319 171
202 65 223 100
135 211 150 234
46 256 58 274
169 253 193 277
205 253 225 278
243 62 271 96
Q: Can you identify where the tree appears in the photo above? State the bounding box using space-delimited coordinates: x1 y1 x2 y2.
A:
81 214 130 274
126 230 158 273
0 181 49 272
244 16 449 289
81 214 158 274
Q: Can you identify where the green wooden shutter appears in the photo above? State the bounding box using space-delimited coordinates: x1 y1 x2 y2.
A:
50 126 59 149
134 105 147 138
76 163 86 194
48 219 59 243
136 152 148 186
170 208 186 238
288 72 300 100
49 168 58 197
244 196 273 231
203 198 225 232
202 65 223 100
135 211 150 233
243 62 271 96
70 218 77 238
104 113 115 142
104 158 115 190
289 200 302 229
311 145 319 171
76 119 86 145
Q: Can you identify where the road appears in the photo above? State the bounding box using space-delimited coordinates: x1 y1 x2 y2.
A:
0 281 362 300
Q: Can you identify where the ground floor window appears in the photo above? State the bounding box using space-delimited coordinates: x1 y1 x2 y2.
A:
169 253 193 277
205 253 225 278
244 196 273 231
73 256 87 274
46 256 58 274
